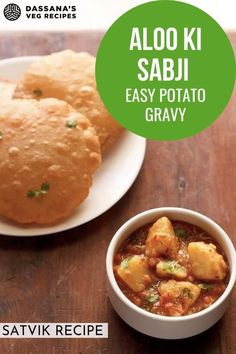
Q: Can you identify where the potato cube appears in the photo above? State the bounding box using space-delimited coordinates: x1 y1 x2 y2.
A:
146 217 179 258
117 255 152 292
156 260 187 279
188 242 227 281
159 280 201 316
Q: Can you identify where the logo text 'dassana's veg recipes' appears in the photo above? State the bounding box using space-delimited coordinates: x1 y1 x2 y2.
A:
3 4 77 20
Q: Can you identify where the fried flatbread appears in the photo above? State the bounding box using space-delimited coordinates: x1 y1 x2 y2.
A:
0 98 101 224
14 50 123 153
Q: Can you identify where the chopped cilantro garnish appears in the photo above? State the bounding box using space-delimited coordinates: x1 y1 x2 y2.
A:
146 293 159 303
182 287 193 299
33 88 42 97
40 182 50 194
0 131 3 140
163 260 184 275
27 182 50 198
120 257 132 269
198 283 214 290
66 118 78 128
175 228 188 239
27 190 41 198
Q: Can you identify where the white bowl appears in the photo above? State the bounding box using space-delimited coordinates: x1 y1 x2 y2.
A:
106 207 236 339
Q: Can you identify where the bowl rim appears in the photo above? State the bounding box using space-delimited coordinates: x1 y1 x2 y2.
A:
106 207 236 322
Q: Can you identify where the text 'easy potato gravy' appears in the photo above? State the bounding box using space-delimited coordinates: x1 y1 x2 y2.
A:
113 217 229 317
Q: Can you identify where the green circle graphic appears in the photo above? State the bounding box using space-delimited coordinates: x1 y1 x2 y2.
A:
96 0 235 140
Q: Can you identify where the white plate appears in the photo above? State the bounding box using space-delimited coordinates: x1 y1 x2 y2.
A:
0 56 146 237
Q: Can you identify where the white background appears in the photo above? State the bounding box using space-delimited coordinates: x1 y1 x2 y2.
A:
0 0 235 31
80 0 236 30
